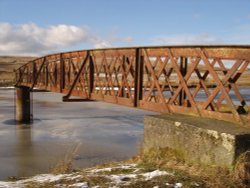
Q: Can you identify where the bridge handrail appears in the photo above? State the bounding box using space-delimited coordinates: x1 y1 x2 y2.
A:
16 45 250 68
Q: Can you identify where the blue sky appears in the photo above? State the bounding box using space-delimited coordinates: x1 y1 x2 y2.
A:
0 0 250 56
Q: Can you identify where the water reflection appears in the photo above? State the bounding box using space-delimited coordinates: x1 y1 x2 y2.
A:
3 119 17 125
15 124 33 178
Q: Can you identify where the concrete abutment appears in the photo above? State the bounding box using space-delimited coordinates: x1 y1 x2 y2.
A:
143 113 250 168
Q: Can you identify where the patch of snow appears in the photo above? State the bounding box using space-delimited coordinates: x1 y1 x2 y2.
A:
0 173 83 188
89 167 112 173
153 186 159 188
133 168 140 173
142 170 172 180
68 182 88 188
0 182 24 188
28 174 66 183
64 174 83 180
89 164 137 174
174 182 183 188
0 86 14 89
0 164 177 188
192 182 200 186
118 164 137 169
108 174 137 183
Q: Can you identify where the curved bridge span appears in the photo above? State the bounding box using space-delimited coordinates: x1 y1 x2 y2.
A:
15 45 250 124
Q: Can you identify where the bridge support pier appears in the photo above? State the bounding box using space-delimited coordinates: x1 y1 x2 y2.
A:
15 86 31 123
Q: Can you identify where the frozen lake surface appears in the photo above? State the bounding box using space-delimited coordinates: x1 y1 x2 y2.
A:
0 89 156 180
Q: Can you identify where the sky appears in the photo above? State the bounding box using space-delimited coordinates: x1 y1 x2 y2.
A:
0 0 250 56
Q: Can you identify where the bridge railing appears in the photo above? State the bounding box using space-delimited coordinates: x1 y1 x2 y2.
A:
15 46 250 124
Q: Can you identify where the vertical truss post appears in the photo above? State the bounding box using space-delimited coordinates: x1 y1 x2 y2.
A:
14 69 17 84
54 63 58 86
32 61 36 86
121 55 126 97
17 68 23 85
89 54 94 98
134 48 143 107
45 64 48 87
60 53 65 92
179 57 188 106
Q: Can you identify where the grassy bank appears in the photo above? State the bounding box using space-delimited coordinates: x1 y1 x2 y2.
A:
1 148 248 188
136 148 247 188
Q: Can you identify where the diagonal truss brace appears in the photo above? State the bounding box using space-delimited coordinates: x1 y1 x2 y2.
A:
30 58 46 90
198 48 243 123
63 51 90 100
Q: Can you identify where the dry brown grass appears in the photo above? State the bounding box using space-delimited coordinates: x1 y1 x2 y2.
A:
234 151 250 186
50 142 81 174
134 147 250 188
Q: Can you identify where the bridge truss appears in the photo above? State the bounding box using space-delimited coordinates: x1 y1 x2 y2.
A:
15 45 250 125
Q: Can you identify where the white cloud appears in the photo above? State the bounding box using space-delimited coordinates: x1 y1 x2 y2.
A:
0 22 91 56
45 24 88 47
0 22 133 56
153 34 225 45
88 36 113 49
90 30 134 48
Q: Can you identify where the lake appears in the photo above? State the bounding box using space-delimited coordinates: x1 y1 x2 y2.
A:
0 89 156 180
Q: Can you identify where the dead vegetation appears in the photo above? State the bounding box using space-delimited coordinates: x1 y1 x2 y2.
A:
37 144 250 187
136 147 250 188
234 151 250 185
2 146 250 187
50 142 82 174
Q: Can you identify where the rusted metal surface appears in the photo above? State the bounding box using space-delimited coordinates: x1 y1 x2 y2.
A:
15 45 250 125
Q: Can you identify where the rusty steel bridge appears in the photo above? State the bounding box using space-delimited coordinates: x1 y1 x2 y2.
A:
15 45 250 125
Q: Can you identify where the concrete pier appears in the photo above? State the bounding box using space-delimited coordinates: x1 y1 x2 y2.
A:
15 86 31 123
143 113 250 167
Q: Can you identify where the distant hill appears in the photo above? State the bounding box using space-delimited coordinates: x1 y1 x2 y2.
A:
0 56 37 86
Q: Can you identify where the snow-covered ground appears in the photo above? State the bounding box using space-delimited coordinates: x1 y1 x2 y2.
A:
0 163 188 188
0 86 14 89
